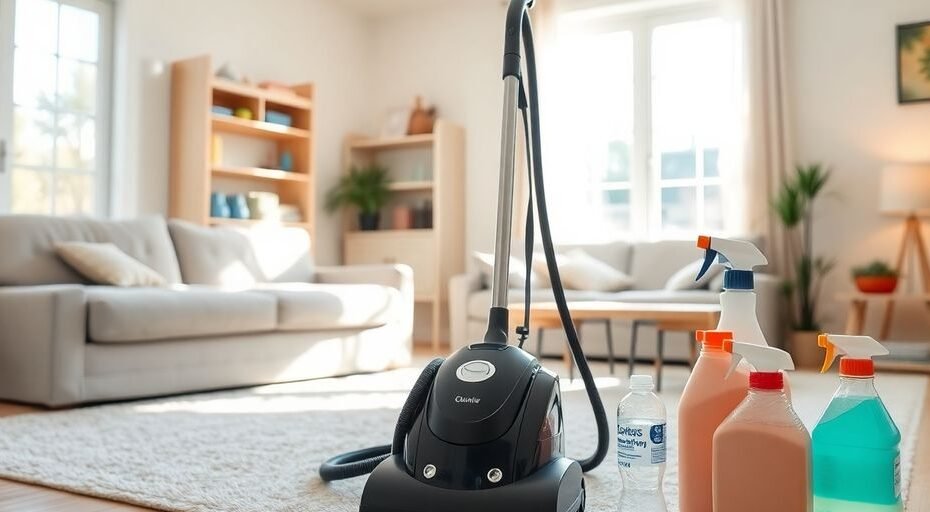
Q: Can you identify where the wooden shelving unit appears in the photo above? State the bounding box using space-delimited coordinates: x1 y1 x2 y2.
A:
341 121 465 350
169 55 315 238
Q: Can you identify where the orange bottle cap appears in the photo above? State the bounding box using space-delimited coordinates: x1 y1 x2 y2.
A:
695 330 733 349
840 358 874 377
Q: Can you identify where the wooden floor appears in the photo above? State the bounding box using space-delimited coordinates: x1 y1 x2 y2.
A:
0 373 928 511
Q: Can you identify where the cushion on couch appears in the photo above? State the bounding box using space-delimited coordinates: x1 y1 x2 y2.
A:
629 240 704 290
168 220 314 286
0 215 182 286
254 282 402 331
56 242 167 287
87 286 278 343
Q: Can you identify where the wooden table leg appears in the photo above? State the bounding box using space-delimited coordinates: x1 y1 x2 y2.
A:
604 319 616 375
654 329 665 392
879 300 895 341
629 320 641 378
845 300 867 335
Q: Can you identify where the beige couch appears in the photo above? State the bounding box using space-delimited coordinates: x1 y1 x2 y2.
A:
0 215 413 406
450 239 782 363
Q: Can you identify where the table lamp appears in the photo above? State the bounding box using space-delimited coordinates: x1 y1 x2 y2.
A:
880 164 930 292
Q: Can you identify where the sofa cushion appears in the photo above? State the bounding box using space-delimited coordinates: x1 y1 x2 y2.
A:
0 215 182 286
629 240 704 290
466 288 718 318
56 242 167 287
87 286 277 343
168 220 313 286
253 282 401 331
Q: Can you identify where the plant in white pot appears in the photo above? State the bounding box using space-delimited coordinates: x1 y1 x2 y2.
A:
772 163 834 368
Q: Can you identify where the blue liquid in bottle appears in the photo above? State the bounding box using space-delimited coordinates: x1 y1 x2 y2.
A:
812 378 902 512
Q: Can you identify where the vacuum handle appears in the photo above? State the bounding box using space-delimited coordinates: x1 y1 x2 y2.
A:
503 0 533 78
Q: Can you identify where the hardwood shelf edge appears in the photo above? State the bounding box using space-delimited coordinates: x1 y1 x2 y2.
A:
212 166 309 182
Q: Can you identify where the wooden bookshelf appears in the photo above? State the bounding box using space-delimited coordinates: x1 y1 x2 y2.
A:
169 55 315 239
341 121 465 350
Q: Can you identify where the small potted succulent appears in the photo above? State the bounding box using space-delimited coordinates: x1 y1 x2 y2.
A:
852 261 899 294
325 165 391 231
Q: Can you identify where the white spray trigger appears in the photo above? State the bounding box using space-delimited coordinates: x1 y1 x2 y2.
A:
724 341 794 373
818 334 889 373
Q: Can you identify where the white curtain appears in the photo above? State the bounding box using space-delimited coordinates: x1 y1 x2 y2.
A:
725 0 794 275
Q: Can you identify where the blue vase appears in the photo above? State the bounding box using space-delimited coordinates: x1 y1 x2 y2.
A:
227 194 250 219
210 192 230 218
279 151 294 172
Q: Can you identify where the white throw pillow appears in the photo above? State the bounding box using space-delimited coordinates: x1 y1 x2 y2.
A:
665 258 723 291
473 251 535 289
56 242 167 287
557 249 634 292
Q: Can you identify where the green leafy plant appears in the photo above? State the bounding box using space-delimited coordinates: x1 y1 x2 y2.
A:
772 163 835 331
852 260 899 278
921 48 930 81
325 165 391 215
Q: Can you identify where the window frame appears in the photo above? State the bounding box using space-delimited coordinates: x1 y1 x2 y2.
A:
0 0 113 216
557 1 729 241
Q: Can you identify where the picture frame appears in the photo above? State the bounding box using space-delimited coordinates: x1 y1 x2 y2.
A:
896 21 930 104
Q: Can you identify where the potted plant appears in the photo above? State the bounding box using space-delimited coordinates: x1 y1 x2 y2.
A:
852 261 899 294
772 163 834 368
326 165 391 231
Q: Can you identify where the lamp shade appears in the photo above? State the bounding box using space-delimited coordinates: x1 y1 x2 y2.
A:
880 164 930 215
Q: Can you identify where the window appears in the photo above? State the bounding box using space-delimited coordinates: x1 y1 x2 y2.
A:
547 4 739 242
0 0 112 215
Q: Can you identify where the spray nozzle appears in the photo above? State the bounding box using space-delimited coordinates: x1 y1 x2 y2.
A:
695 235 768 282
818 333 888 376
723 340 794 379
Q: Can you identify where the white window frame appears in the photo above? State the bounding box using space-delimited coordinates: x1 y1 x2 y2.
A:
0 0 113 216
557 1 728 241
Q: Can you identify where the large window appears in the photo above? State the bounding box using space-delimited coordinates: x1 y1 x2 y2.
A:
547 4 738 241
0 0 112 215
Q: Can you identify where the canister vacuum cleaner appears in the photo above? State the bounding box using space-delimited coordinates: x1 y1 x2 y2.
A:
319 1 611 510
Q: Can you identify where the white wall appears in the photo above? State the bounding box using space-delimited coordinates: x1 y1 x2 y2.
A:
788 0 930 338
111 0 373 265
368 0 507 257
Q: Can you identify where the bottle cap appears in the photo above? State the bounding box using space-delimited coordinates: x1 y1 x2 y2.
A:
696 330 733 349
629 374 654 391
818 334 888 377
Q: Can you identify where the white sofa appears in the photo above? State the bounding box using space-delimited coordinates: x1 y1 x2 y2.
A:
449 239 783 363
0 215 413 406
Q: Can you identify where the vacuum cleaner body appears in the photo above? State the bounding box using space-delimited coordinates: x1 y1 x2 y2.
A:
359 343 585 512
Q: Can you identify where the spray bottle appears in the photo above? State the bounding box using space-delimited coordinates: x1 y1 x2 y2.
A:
695 236 768 346
713 342 811 512
677 330 749 512
813 334 902 512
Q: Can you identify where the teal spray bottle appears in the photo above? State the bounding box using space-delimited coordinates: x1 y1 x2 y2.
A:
813 334 902 512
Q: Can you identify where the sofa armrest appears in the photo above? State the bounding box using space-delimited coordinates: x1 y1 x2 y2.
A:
314 264 413 297
449 272 485 351
754 273 786 348
0 285 86 406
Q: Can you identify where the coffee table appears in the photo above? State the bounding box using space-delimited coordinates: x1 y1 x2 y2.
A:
509 301 721 390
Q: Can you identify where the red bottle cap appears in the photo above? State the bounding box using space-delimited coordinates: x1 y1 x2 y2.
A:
840 358 874 377
749 371 783 390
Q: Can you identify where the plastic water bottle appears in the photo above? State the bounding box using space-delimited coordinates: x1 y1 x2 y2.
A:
617 374 668 511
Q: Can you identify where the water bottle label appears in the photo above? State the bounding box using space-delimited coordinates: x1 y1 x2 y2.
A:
617 422 666 468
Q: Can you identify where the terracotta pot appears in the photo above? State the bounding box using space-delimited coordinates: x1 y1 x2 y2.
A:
855 276 898 294
789 330 823 370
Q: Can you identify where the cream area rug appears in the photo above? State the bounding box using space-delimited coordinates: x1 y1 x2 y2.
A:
0 365 924 512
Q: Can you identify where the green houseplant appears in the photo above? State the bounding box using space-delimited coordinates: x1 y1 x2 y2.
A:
326 165 391 231
772 163 834 367
852 260 899 294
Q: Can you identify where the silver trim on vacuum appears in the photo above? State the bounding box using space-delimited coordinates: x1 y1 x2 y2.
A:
490 75 521 309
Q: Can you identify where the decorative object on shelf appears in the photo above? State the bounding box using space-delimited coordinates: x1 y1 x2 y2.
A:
852 260 900 294
279 150 294 172
227 194 251 220
264 110 293 127
772 163 833 359
412 199 433 229
393 205 413 230
407 96 436 135
381 108 412 138
210 192 231 218
278 204 302 223
325 164 391 231
896 21 930 103
211 135 223 166
881 164 930 293
211 105 233 116
246 192 280 220
233 107 253 120
215 62 242 82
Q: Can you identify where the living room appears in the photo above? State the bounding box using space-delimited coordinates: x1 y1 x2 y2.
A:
0 0 928 510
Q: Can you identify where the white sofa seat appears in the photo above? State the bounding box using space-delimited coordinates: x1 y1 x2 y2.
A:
254 282 403 331
87 285 278 343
